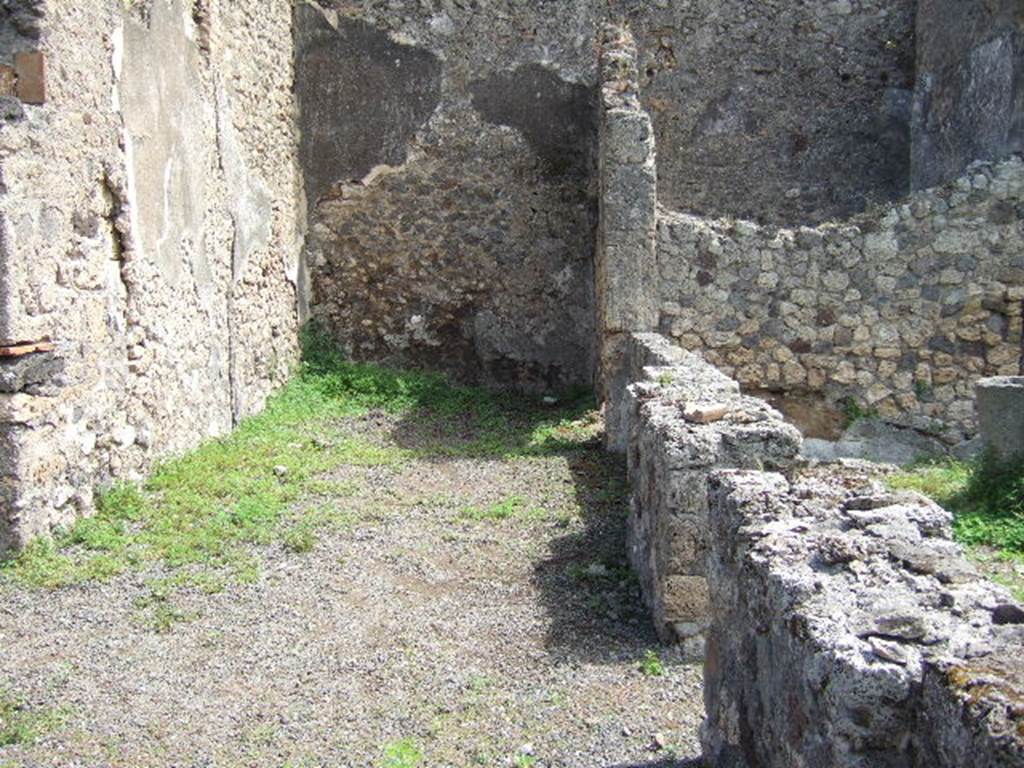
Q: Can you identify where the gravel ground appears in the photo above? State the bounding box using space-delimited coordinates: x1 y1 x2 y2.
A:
0 412 705 768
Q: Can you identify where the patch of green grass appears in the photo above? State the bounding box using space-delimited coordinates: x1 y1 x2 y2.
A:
381 738 424 768
459 496 546 522
889 453 1024 555
639 649 665 678
1 322 598 594
888 459 972 505
133 580 197 633
513 753 538 767
0 692 70 747
282 524 318 554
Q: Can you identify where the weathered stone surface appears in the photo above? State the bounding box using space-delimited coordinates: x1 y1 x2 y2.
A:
300 1 597 392
597 25 657 337
977 376 1024 460
802 417 951 466
913 0 1024 189
0 350 64 395
624 337 801 651
658 156 1024 438
0 0 301 555
0 0 43 61
702 470 1024 768
596 27 659 450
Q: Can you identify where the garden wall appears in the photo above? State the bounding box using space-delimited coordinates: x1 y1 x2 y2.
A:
0 0 302 555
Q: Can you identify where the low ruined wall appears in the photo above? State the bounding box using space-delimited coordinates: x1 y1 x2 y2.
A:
657 156 1024 439
0 0 302 554
623 334 802 654
703 470 1024 767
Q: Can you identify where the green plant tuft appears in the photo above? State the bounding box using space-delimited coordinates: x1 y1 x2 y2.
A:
639 649 665 677
381 738 424 768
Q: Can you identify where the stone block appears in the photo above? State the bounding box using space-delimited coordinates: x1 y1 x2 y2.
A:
702 470 1024 768
14 51 45 104
976 376 1024 460
0 66 16 98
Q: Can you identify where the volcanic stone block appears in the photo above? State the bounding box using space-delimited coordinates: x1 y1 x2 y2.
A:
976 376 1024 460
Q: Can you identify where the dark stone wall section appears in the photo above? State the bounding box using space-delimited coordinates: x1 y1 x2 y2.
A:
299 1 599 393
615 0 916 225
470 64 596 181
912 0 1024 189
294 6 442 206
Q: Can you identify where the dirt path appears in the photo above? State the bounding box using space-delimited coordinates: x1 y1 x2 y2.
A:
0 412 704 768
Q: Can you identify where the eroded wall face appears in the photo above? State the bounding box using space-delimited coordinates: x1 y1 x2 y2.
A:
298 0 916 390
913 0 1024 189
296 2 598 392
0 0 301 554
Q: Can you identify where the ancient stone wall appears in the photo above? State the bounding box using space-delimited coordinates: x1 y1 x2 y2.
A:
703 470 1024 767
624 333 802 654
0 0 302 555
657 156 1024 441
296 0 599 393
913 0 1023 190
298 0 916 392
619 0 916 225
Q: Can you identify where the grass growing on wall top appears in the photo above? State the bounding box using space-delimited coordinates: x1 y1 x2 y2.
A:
889 452 1024 598
0 323 597 590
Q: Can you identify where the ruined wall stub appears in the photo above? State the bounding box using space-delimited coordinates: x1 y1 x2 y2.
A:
596 24 658 451
913 0 1024 190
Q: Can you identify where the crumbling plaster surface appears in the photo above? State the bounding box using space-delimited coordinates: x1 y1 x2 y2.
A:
0 0 301 554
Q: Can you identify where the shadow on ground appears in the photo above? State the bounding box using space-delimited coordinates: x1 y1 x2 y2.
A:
384 397 664 665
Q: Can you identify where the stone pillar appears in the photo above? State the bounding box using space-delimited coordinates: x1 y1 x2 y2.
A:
596 23 658 452
976 376 1024 460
